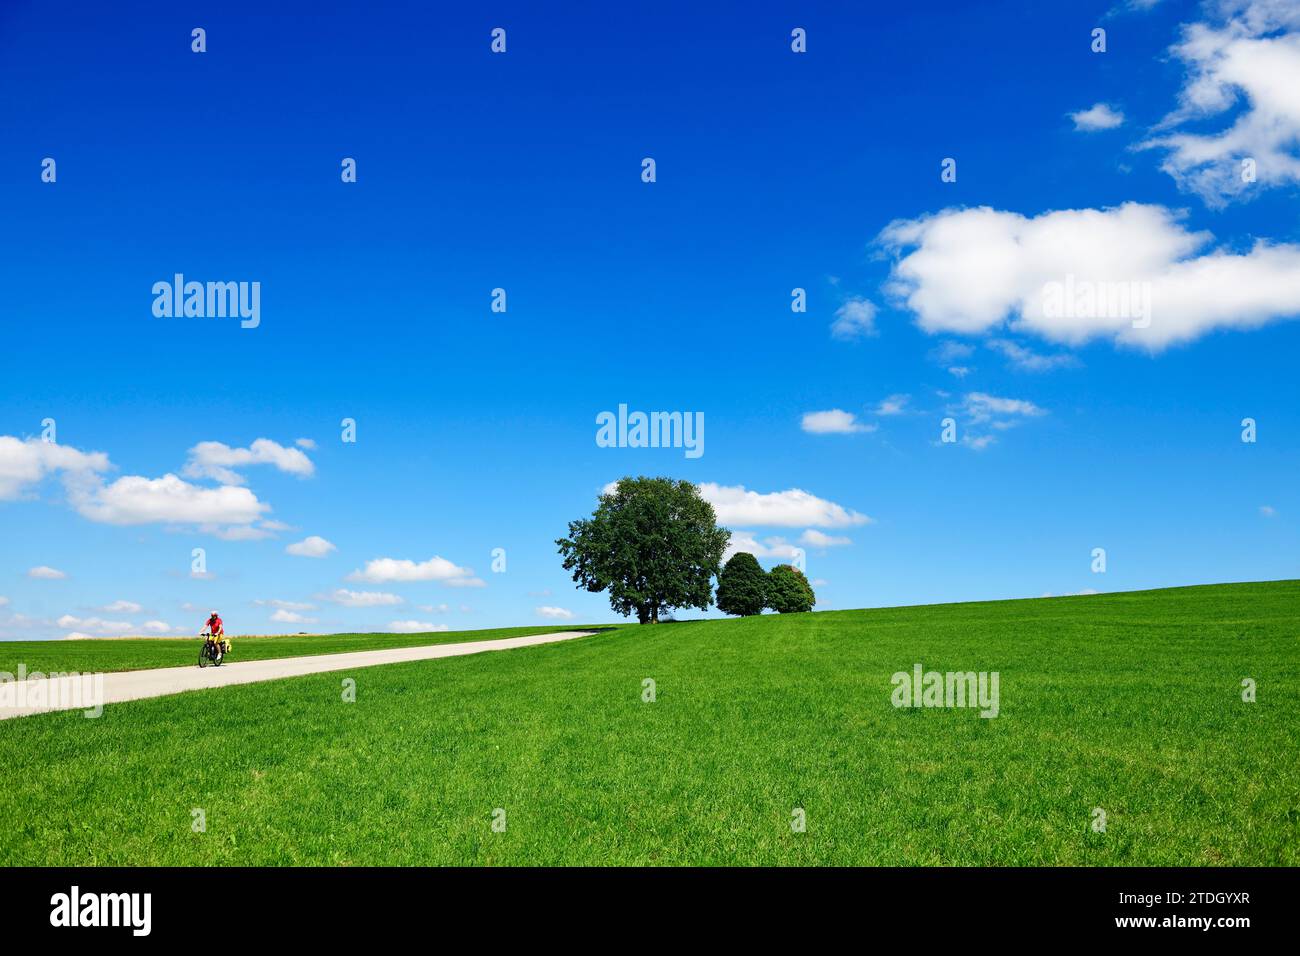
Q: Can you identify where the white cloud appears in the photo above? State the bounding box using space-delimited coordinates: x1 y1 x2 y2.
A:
929 340 974 364
536 606 575 619
700 483 871 528
183 438 314 485
254 599 317 611
951 393 1046 450
1260 504 1277 517
1069 103 1125 131
831 297 878 340
70 473 270 527
801 409 875 434
0 596 8 607
388 620 449 633
103 600 143 613
873 394 910 416
417 603 451 613
987 339 1079 372
962 392 1047 424
1 436 278 539
56 614 133 635
142 620 172 633
271 609 316 624
723 531 804 562
799 529 852 548
948 366 972 378
295 438 317 450
0 436 110 500
205 522 278 541
348 556 484 587
286 535 337 558
880 202 1300 350
322 589 404 608
1141 1 1300 204
28 566 67 580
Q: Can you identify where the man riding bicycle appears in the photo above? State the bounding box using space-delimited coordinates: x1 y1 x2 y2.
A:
202 611 230 662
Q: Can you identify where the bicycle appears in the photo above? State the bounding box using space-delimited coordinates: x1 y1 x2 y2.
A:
198 635 230 667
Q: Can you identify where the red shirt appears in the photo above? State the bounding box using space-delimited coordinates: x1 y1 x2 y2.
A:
208 616 223 633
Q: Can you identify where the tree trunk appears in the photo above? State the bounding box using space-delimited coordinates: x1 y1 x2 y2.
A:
651 605 659 624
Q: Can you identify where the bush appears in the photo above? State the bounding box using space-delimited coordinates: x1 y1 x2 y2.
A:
716 552 768 616
767 564 816 614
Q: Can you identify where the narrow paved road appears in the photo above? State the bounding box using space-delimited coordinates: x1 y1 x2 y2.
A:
0 630 598 721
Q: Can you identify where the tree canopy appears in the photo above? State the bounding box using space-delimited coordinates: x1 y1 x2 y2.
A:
716 551 768 616
556 476 730 624
767 564 816 614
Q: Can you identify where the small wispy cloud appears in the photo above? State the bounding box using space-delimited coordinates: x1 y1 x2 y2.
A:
831 297 878 340
801 409 876 434
1069 103 1125 131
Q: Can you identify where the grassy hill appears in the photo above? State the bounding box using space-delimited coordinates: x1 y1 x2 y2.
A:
1 580 1296 865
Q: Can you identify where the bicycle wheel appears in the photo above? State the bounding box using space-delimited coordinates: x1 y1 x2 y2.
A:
198 646 209 668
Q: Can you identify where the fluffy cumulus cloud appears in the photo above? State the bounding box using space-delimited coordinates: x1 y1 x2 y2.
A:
388 620 450 633
1141 0 1300 204
879 202 1300 350
0 436 110 500
28 566 67 580
69 473 270 527
1 435 278 537
286 535 336 558
700 483 871 528
536 606 575 620
1069 103 1125 131
800 410 875 434
183 438 314 485
348 556 484 587
321 589 403 608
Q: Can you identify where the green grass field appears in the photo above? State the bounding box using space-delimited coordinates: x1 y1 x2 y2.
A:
1 580 1297 865
0 624 602 675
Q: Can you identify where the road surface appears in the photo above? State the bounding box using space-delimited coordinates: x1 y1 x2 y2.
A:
0 630 599 721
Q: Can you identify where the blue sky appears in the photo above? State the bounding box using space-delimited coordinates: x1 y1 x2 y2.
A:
1 0 1297 639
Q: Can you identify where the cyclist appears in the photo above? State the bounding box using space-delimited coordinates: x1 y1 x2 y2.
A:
202 610 230 661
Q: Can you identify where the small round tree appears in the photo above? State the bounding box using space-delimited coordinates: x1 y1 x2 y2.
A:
767 564 816 614
716 552 768 616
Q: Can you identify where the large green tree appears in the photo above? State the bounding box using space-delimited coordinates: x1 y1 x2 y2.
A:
715 552 768 617
767 564 816 614
556 476 730 624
